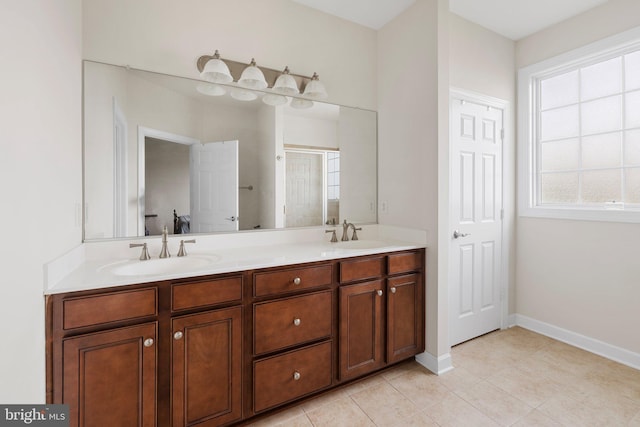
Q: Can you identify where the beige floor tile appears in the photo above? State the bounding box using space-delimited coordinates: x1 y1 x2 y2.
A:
388 368 451 409
342 373 387 396
585 361 640 403
455 380 533 426
487 365 564 408
350 381 420 426
450 345 518 379
299 388 349 413
394 410 440 427
537 393 615 427
630 411 640 427
436 365 482 392
304 396 374 427
511 409 562 426
248 406 309 427
379 360 424 381
580 392 640 425
427 392 500 427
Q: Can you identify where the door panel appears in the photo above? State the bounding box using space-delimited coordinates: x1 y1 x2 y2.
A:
450 96 503 346
190 140 239 232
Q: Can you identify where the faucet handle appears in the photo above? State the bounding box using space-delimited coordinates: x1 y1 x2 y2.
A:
351 227 362 241
177 239 196 257
325 229 338 243
129 243 151 261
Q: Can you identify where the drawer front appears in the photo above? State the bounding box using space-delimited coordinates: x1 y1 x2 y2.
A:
253 341 332 413
339 256 385 283
254 264 332 297
63 288 157 330
388 251 422 275
172 276 242 311
254 291 332 355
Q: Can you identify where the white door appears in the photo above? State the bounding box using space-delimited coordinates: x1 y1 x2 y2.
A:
449 94 504 346
190 140 239 233
285 151 324 227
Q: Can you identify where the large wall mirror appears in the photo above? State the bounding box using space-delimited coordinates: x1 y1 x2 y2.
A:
83 60 377 241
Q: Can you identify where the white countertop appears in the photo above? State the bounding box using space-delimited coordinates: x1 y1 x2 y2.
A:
45 229 426 295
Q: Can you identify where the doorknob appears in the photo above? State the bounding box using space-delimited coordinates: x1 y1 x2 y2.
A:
225 216 238 222
453 230 471 239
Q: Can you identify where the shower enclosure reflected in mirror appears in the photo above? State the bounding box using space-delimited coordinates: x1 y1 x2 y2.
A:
83 60 377 240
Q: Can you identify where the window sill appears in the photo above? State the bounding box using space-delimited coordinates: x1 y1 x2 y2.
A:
519 205 640 223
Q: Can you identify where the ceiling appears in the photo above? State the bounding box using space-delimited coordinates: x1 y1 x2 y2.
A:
292 0 610 40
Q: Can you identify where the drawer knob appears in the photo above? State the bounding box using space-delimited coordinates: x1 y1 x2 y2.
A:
293 318 301 326
390 287 397 294
174 331 183 340
293 371 301 381
293 277 302 285
144 338 154 347
377 290 383 296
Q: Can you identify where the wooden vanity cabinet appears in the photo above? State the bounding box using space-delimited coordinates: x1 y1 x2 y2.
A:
338 250 425 380
47 248 424 426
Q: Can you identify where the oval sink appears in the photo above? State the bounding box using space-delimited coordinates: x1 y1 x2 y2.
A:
100 255 220 277
333 240 390 250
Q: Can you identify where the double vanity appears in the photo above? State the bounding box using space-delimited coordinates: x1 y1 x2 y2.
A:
45 229 426 426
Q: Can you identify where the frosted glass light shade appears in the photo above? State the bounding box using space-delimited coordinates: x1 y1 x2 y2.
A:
262 94 288 106
200 52 233 84
238 59 268 90
273 67 299 95
290 98 313 109
230 88 258 101
302 73 327 99
196 83 226 96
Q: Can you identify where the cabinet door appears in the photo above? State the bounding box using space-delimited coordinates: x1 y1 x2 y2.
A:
63 322 157 427
339 280 385 380
387 273 424 364
172 307 242 427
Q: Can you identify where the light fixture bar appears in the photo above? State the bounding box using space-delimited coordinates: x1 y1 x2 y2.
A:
197 54 316 92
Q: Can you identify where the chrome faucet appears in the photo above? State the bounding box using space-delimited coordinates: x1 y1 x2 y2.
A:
341 220 362 241
129 242 151 260
159 226 170 258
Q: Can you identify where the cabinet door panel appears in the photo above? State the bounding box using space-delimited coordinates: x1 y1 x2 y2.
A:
172 307 242 427
387 274 423 363
339 280 384 380
63 322 157 427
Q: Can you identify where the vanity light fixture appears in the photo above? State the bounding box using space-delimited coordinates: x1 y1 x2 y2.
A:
302 73 328 99
196 82 226 96
196 52 328 102
238 58 268 90
199 50 233 84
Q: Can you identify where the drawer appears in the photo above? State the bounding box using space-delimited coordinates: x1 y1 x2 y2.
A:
254 264 332 297
339 256 385 283
254 291 332 355
63 288 157 330
388 251 422 275
253 341 332 412
172 276 242 311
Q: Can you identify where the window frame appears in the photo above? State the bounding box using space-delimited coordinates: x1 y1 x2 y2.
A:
518 26 640 223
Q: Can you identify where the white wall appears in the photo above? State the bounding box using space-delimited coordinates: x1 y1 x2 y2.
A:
82 0 377 110
0 0 82 402
515 0 640 355
377 0 440 356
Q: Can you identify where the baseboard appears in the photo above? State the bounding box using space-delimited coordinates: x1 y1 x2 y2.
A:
514 314 640 371
415 351 454 375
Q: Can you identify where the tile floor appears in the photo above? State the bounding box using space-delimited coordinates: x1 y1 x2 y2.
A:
248 327 640 426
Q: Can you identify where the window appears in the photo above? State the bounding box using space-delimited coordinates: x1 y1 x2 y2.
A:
327 151 340 200
518 27 640 222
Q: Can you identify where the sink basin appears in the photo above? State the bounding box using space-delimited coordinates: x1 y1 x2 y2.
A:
333 240 391 250
100 255 220 276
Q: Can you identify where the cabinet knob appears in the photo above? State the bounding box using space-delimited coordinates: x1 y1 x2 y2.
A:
293 371 301 381
293 318 301 326
174 331 183 340
390 287 397 294
293 277 302 285
143 338 154 347
377 290 383 296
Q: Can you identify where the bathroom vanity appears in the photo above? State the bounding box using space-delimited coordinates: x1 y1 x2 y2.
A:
46 246 425 426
